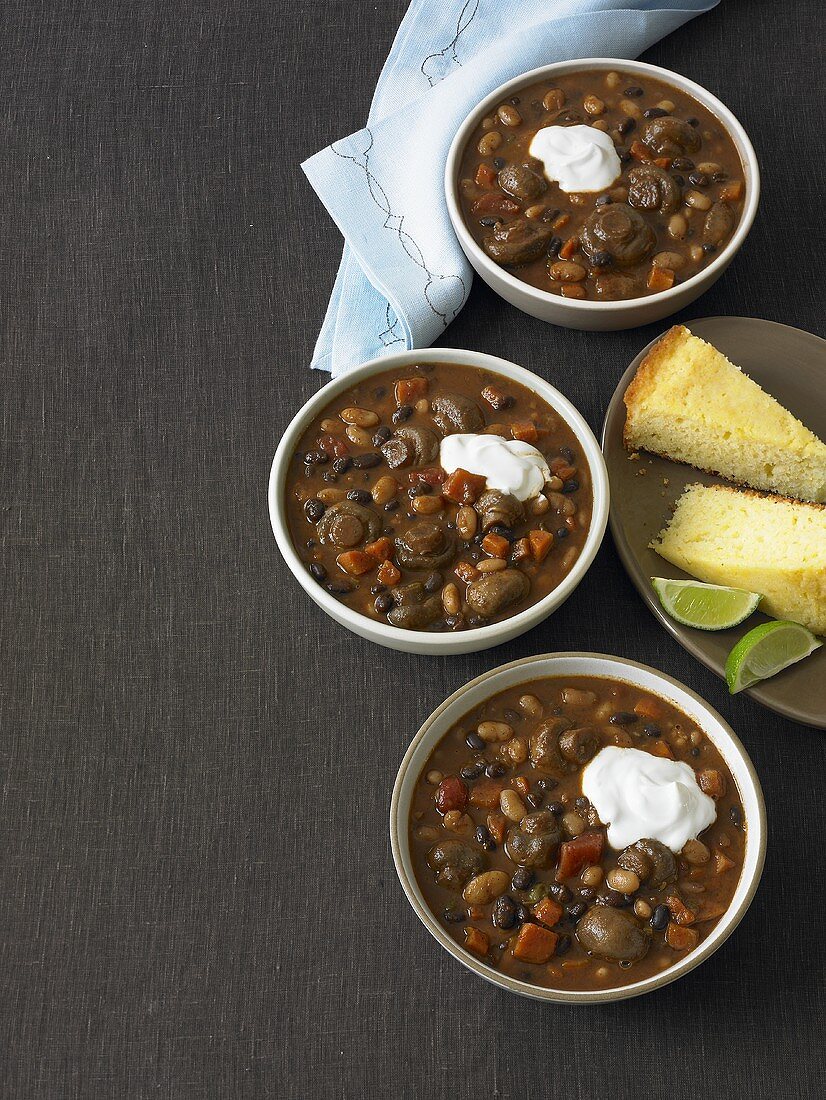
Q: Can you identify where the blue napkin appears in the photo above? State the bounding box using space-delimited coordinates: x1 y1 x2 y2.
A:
303 0 719 375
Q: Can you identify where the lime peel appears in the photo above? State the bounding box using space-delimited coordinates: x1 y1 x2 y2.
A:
725 620 823 693
651 578 761 631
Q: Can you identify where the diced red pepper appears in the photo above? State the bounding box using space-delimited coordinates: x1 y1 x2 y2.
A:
647 266 675 292
487 812 508 845
435 775 468 814
555 831 605 881
510 420 538 443
665 922 699 952
511 537 531 563
471 193 522 216
558 237 579 259
394 377 428 405
474 163 497 188
316 433 349 459
698 769 727 799
630 139 654 163
407 466 445 486
468 777 507 810
633 697 665 721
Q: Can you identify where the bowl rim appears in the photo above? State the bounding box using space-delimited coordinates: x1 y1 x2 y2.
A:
268 348 610 653
444 57 761 312
389 651 767 1003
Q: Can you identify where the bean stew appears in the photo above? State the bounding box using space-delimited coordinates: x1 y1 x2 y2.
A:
286 363 593 632
458 70 746 301
409 676 745 991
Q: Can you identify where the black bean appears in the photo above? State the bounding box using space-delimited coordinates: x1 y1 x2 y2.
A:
548 883 571 903
485 761 506 779
303 498 326 524
690 747 700 757
374 593 392 614
689 171 709 188
624 85 644 97
541 207 561 223
443 906 465 923
303 465 313 478
548 235 563 255
555 527 569 540
711 171 728 182
562 479 579 494
602 889 632 908
643 107 668 119
509 95 520 105
651 903 670 931
467 614 484 627
536 777 558 794
566 901 587 921
465 731 485 750
591 251 613 267
555 934 572 956
373 385 386 399
384 500 399 512
352 452 381 469
574 796 590 813
619 960 633 970
305 539 316 550
617 117 636 135
511 868 534 892
392 405 413 423
475 825 495 850
372 426 392 446
503 708 522 724
492 895 517 930
595 195 612 206
327 581 353 596
672 157 695 171
702 242 717 255
687 116 699 126
303 451 321 465
332 456 352 474
479 216 501 228
730 804 743 828
643 723 661 737
610 711 637 726
460 762 485 782
493 156 506 169
346 488 372 504
525 794 542 810
618 149 631 162
309 563 327 582
673 174 685 187
444 615 463 629
515 904 531 925
546 801 564 816
579 887 596 901
370 584 387 595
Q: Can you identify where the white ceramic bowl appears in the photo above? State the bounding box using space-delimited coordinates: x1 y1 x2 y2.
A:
445 59 760 331
390 652 766 1002
268 348 609 654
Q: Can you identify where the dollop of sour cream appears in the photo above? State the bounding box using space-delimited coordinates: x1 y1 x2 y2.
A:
582 746 717 853
529 124 622 193
439 433 550 502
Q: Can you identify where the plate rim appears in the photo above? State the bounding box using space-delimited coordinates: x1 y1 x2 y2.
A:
601 315 826 730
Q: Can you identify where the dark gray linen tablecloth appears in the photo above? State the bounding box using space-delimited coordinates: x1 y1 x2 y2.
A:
1 1 824 1096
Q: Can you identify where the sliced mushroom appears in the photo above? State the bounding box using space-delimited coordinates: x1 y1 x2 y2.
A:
641 115 701 158
381 435 415 469
388 597 442 629
618 838 676 889
426 839 485 890
393 424 439 464
465 569 529 619
430 393 484 435
576 906 650 962
391 582 426 607
558 726 601 765
505 811 563 868
580 204 655 267
482 218 555 266
702 201 734 247
315 500 381 549
394 521 455 570
475 488 525 532
529 716 573 775
498 163 547 202
592 271 638 300
627 163 681 214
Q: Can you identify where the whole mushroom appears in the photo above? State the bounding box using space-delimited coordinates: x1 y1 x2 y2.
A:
394 520 455 570
627 163 681 215
617 838 677 889
315 500 381 549
430 393 484 435
641 115 701 158
465 569 529 619
576 906 650 961
482 219 555 266
504 811 563 868
426 839 485 890
498 163 547 202
580 204 655 267
475 488 525 532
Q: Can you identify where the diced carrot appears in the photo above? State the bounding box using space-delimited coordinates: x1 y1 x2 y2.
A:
529 529 554 563
442 468 488 504
482 533 510 558
549 457 575 477
481 384 512 411
559 236 579 259
315 433 349 459
475 163 497 188
464 926 490 957
551 212 570 230
647 739 674 759
455 561 480 584
697 769 727 800
647 266 675 292
376 559 401 586
394 376 428 405
471 193 522 216
408 466 445 486
654 156 672 170
513 922 559 964
533 897 563 928
555 831 605 881
513 776 530 797
713 850 735 875
365 537 393 562
633 697 665 721
630 139 654 163
665 895 696 926
468 778 507 809
510 420 538 443
511 537 531 563
720 179 743 203
336 550 376 576
487 812 508 845
665 922 699 952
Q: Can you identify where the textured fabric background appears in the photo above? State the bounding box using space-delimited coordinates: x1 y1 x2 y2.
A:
0 2 823 1097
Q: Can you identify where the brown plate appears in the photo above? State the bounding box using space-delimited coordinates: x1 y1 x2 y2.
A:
602 316 826 729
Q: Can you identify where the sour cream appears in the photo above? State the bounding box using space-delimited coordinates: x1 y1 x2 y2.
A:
439 433 550 502
582 746 716 853
529 125 622 193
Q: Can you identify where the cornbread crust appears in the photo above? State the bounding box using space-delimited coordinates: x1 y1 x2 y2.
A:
623 325 826 502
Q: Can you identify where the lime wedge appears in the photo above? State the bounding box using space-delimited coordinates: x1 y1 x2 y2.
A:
651 578 761 631
725 620 823 693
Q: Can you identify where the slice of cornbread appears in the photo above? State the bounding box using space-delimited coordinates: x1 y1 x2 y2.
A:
624 326 826 503
651 484 826 636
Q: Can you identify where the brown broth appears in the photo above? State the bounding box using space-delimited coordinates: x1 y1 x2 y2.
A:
409 676 745 991
458 70 746 300
285 363 593 632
